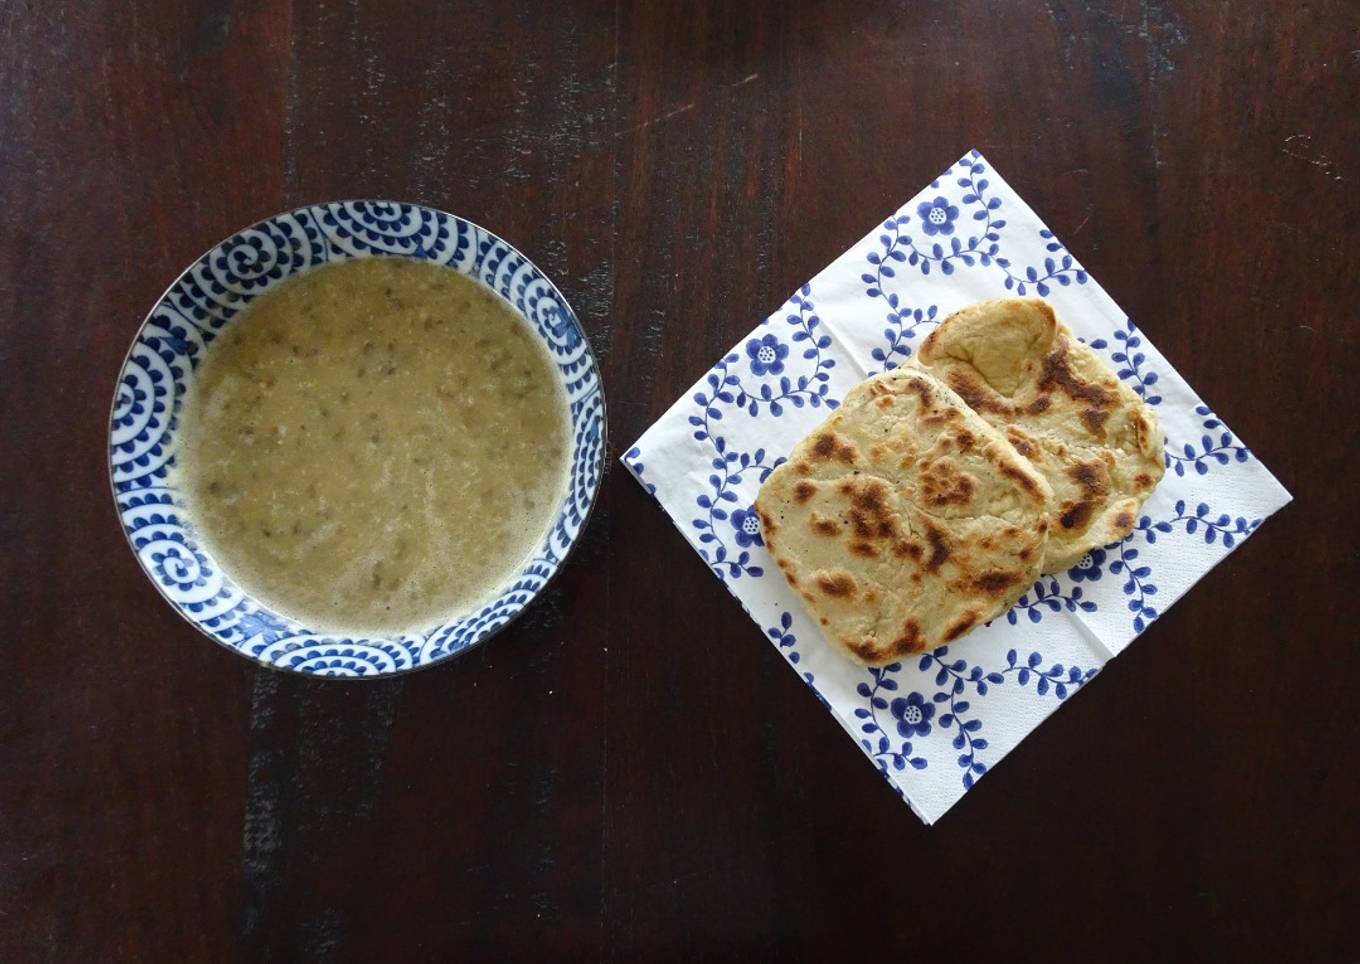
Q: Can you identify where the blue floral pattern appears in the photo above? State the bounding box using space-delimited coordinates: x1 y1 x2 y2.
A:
1087 318 1160 404
916 196 959 236
854 647 1098 788
745 332 789 376
681 284 838 580
855 667 929 774
622 446 654 495
623 149 1289 821
766 610 801 664
923 647 1097 788
863 153 1091 300
870 303 938 372
891 691 934 738
690 448 780 579
1067 548 1107 582
1091 501 1263 633
111 202 606 676
729 506 764 548
1087 322 1254 479
1165 406 1252 477
1006 577 1098 625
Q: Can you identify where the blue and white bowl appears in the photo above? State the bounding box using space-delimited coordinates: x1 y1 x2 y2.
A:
108 201 606 677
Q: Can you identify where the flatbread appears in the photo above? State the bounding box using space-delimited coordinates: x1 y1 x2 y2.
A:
755 368 1054 665
915 298 1165 573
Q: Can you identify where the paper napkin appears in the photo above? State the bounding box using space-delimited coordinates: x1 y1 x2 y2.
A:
622 150 1291 823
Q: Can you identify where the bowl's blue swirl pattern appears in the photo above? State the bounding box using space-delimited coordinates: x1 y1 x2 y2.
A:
109 201 606 677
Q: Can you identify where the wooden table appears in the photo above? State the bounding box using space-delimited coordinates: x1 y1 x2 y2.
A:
3 1 1356 959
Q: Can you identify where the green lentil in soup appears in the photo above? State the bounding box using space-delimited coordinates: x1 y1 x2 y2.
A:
173 257 571 634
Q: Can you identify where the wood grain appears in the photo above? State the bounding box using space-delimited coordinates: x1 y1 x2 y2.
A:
1 0 1356 959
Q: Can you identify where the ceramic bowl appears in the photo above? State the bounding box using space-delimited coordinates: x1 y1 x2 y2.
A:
109 201 606 676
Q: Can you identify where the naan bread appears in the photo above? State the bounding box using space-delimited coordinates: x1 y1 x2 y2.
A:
915 298 1165 573
755 368 1054 665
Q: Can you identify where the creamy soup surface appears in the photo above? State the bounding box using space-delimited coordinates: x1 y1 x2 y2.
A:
174 257 571 634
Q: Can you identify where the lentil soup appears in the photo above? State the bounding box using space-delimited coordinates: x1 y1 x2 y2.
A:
173 256 571 634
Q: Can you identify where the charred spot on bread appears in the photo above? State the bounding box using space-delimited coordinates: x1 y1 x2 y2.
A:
1000 462 1043 500
946 370 1009 416
921 459 976 507
1059 460 1110 530
1080 407 1111 435
1005 428 1036 457
847 638 885 662
810 432 858 465
971 570 1022 596
924 524 951 572
810 516 841 537
814 570 857 597
891 619 924 655
1039 341 1115 410
904 377 935 409
943 611 978 641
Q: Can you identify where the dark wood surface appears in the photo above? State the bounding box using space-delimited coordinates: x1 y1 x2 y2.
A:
2 1 1357 959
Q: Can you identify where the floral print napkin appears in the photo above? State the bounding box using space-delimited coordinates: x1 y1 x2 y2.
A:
622 150 1290 823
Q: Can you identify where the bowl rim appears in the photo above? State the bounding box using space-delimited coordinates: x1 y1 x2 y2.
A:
107 199 609 679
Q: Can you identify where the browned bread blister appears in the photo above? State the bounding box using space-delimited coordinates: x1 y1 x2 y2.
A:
755 368 1054 665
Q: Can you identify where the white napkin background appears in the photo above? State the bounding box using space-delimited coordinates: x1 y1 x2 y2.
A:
623 150 1291 823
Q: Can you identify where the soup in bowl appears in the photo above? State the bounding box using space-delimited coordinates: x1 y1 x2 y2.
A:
109 202 605 676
